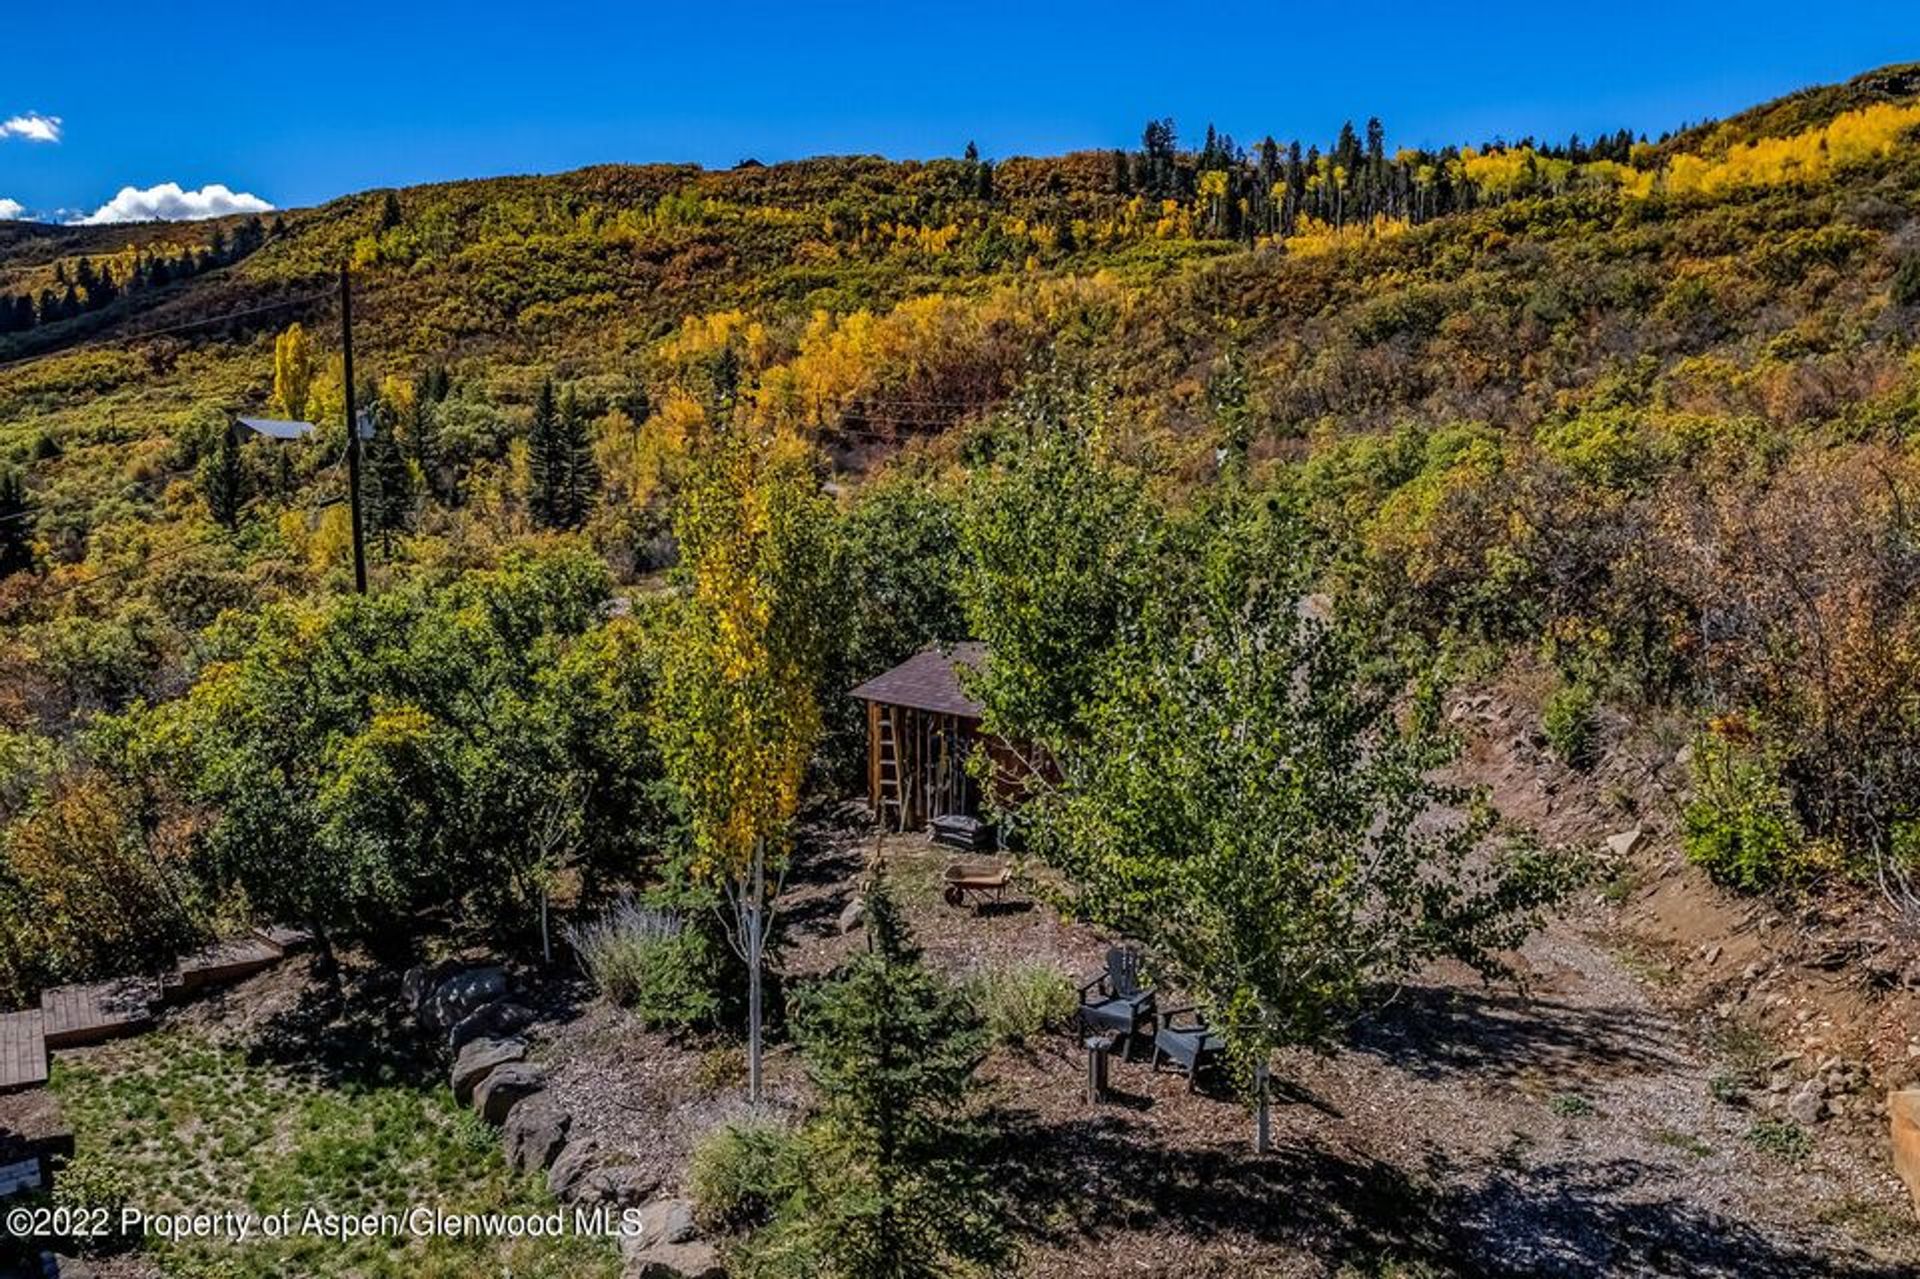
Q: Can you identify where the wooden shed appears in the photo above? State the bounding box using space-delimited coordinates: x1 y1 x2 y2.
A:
851 643 994 830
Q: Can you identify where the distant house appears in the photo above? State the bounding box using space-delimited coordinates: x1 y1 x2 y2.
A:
231 416 318 443
230 414 375 444
851 643 1028 832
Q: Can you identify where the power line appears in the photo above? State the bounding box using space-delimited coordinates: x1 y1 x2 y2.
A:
0 289 334 375
0 537 217 618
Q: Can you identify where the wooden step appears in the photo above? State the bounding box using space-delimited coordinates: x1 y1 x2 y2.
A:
40 979 155 1050
0 1011 46 1093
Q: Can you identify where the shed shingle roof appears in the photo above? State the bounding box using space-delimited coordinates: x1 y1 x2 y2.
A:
850 643 986 717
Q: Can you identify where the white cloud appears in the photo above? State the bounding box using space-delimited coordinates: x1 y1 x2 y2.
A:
74 182 274 225
0 113 62 143
0 198 24 220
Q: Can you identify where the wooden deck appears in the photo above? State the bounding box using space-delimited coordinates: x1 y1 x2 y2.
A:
175 935 284 993
40 979 155 1050
0 923 306 1100
253 924 312 954
0 1011 46 1093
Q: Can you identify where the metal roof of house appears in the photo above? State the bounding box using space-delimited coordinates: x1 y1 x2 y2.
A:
850 643 987 717
235 416 317 441
235 413 376 441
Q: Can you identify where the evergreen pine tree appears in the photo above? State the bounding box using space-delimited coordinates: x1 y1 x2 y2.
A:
527 377 563 528
200 427 247 531
366 414 414 553
559 387 598 529
754 874 1004 1278
89 262 117 309
0 467 33 578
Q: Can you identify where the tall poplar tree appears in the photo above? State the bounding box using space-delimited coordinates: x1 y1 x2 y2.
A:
270 322 314 421
655 420 833 1104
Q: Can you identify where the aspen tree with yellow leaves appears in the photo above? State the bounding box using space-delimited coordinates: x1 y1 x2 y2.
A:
269 322 315 422
656 417 834 1104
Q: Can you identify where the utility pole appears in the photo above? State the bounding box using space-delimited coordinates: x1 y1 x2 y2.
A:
339 262 368 594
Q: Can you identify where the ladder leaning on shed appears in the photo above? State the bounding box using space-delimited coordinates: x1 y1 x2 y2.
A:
875 704 904 829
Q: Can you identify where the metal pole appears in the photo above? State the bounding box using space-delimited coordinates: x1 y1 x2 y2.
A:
339 263 368 594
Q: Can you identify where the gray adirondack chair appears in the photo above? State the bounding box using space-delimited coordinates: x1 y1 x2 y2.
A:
1077 948 1155 1059
1151 1004 1226 1091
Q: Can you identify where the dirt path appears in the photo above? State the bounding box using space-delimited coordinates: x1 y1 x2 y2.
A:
1291 912 1914 1275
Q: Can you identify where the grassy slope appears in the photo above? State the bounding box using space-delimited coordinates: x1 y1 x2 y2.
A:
52 1028 620 1278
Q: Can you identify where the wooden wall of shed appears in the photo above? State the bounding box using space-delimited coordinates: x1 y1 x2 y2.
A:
865 700 1046 830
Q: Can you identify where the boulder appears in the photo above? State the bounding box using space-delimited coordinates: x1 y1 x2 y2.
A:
580 1165 658 1208
837 896 866 934
401 962 448 1015
625 1240 724 1279
622 1205 720 1279
473 1062 546 1124
639 1199 699 1246
449 1000 535 1052
504 1095 571 1173
451 1037 527 1104
422 965 507 1031
1605 827 1645 858
547 1139 601 1201
1786 1080 1825 1126
1891 1090 1920 1218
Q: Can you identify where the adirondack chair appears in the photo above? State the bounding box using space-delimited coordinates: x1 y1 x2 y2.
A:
1077 948 1155 1059
1151 1005 1226 1091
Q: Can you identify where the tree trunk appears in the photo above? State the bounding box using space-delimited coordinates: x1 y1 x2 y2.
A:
310 920 342 1001
747 839 766 1106
1254 1061 1272 1154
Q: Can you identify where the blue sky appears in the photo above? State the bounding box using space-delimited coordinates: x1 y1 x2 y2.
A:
3 2 1918 222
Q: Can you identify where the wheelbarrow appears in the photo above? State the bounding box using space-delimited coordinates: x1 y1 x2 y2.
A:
942 860 1012 910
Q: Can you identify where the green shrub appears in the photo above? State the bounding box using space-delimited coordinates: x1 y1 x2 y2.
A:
51 1154 133 1253
564 899 723 1030
1893 253 1920 308
1747 1117 1812 1161
689 1118 796 1234
1548 1092 1595 1118
1542 681 1599 769
1683 734 1808 891
966 959 1075 1046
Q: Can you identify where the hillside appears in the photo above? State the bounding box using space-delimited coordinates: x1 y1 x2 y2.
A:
5 62 1920 1275
2 60 1919 891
